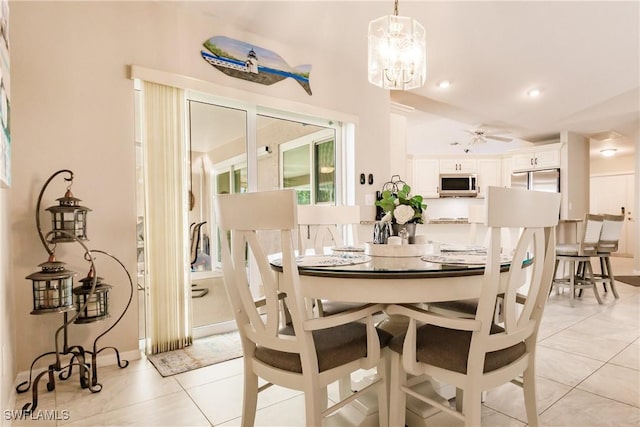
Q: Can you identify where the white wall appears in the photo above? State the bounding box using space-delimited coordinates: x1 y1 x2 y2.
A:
561 131 590 220
636 136 640 274
0 188 16 421
591 153 635 175
6 0 391 387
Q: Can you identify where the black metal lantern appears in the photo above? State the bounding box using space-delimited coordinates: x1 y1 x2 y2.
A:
26 254 76 314
73 268 111 324
46 188 91 243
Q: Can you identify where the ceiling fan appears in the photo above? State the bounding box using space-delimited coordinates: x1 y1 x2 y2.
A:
464 127 513 145
449 125 514 149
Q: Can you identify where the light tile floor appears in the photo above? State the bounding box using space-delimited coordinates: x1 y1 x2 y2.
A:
11 258 640 426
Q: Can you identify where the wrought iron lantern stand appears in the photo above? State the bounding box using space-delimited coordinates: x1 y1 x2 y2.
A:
16 169 133 414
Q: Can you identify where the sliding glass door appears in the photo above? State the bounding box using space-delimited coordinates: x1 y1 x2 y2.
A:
185 94 342 338
187 100 247 336
134 77 352 345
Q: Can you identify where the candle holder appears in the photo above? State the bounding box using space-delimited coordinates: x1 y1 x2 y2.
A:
16 169 131 414
74 268 111 324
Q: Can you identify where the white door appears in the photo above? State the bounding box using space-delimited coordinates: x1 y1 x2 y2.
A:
590 173 635 256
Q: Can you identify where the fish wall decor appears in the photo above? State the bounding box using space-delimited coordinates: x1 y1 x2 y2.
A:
201 36 312 96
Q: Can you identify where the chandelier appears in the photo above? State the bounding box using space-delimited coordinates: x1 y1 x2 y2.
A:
368 0 426 90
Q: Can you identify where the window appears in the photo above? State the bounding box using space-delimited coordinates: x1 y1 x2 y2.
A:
283 144 310 204
280 127 336 205
315 138 335 203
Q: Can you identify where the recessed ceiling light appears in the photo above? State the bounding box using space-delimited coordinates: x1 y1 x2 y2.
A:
437 80 451 89
527 88 541 98
600 148 617 157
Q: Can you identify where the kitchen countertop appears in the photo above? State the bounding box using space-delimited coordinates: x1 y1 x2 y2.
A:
361 218 470 225
428 218 470 224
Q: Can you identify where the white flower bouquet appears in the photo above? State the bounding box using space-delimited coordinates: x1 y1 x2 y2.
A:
375 184 426 225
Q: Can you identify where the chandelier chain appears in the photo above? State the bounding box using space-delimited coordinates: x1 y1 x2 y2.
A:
394 0 399 16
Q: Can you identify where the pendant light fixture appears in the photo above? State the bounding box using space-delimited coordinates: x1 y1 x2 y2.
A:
368 0 426 90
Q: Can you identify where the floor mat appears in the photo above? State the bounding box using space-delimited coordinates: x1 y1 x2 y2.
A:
616 276 640 287
147 331 242 377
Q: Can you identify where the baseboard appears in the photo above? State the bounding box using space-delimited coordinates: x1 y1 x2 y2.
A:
192 321 237 339
13 349 141 388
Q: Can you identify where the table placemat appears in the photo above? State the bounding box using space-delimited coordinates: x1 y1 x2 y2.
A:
440 243 487 253
295 254 371 267
331 245 365 253
422 253 512 266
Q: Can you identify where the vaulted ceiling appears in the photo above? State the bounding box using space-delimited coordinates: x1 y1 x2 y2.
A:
185 1 639 156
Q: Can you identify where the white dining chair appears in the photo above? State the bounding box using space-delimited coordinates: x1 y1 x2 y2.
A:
297 204 361 255
297 204 370 400
214 190 390 427
551 213 604 306
297 204 365 317
386 186 561 427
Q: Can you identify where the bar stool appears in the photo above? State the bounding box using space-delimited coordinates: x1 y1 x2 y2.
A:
592 214 624 298
551 214 604 306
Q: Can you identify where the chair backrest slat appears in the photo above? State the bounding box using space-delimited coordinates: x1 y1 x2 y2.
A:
598 213 624 252
578 213 603 255
297 205 361 254
215 190 312 355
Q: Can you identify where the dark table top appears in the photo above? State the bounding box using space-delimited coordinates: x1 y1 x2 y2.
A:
270 251 518 279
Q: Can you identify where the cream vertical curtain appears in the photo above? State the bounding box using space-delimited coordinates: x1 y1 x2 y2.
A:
142 81 192 354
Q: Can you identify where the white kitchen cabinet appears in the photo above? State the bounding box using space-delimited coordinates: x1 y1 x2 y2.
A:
512 145 560 171
412 158 440 198
439 158 477 173
476 158 502 197
502 156 514 188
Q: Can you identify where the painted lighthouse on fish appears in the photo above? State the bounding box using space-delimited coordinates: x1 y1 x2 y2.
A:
245 48 258 74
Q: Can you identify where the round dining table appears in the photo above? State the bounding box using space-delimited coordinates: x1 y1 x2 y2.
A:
270 250 513 306
269 248 518 426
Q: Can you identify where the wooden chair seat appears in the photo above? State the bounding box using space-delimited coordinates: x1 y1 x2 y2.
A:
389 323 526 374
256 323 392 373
428 299 479 316
317 300 368 317
555 243 580 255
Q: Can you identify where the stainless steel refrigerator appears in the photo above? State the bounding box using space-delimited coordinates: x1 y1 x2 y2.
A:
511 168 560 193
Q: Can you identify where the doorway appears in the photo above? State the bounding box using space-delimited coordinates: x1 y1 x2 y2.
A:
132 74 355 350
590 173 635 256
184 95 343 339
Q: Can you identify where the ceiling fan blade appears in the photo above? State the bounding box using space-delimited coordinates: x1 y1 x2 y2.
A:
484 130 512 137
486 135 513 142
476 123 512 132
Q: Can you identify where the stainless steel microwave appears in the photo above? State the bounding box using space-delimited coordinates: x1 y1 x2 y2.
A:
439 174 478 197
